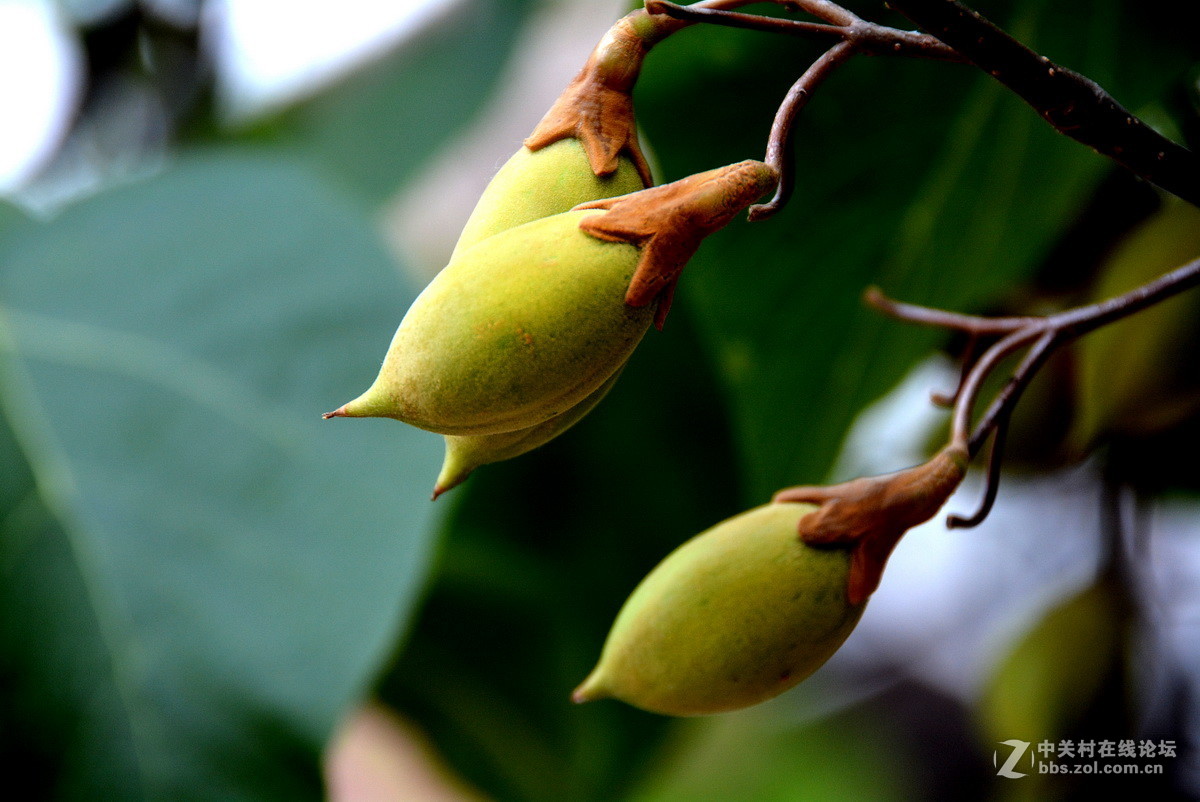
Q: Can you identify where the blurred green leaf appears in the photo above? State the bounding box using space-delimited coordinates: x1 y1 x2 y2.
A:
977 581 1123 747
975 579 1127 802
1072 197 1200 447
637 0 1187 498
0 152 442 799
255 0 536 206
633 706 912 802
0 201 28 239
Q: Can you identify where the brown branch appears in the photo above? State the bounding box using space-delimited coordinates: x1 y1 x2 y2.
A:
871 253 1200 528
884 0 1200 208
645 1 962 60
864 285 1037 336
652 0 1200 208
749 41 856 220
946 414 1007 529
647 1 968 220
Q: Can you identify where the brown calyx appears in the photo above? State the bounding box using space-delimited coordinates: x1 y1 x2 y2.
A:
773 444 969 605
573 160 778 328
524 9 684 186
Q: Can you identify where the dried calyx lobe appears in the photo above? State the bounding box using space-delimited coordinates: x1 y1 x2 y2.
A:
577 160 779 326
523 5 690 184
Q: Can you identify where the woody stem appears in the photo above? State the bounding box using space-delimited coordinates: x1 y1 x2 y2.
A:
749 40 857 220
870 253 1200 528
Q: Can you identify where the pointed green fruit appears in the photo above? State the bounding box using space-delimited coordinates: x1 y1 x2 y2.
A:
574 502 866 716
327 210 651 435
429 139 644 481
432 369 622 498
451 139 646 260
325 162 775 437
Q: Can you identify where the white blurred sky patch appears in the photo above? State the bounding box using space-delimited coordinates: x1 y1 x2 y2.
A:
0 0 83 193
0 0 462 195
206 0 461 123
384 0 628 278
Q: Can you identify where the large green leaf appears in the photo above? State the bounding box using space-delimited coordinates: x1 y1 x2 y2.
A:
0 153 442 799
636 0 1187 498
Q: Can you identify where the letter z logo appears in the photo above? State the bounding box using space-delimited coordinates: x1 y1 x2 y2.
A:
994 739 1031 778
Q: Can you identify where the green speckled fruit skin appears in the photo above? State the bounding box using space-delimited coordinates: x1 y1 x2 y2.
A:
451 139 646 260
576 503 865 716
435 369 622 496
425 137 645 485
350 210 651 435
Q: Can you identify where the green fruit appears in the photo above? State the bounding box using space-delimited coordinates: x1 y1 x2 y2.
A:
433 369 622 498
421 138 646 491
575 503 865 716
451 139 646 260
330 210 653 435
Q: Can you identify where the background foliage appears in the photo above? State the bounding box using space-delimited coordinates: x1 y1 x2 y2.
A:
2 0 1199 799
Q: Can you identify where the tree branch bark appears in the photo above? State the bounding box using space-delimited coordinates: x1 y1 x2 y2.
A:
885 0 1200 207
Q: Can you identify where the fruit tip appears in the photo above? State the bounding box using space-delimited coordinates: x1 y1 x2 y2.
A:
322 405 348 420
571 670 607 705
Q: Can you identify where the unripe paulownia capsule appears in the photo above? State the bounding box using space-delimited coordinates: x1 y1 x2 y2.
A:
426 138 646 495
574 502 866 716
325 161 777 439
451 139 646 260
575 445 968 716
329 210 651 435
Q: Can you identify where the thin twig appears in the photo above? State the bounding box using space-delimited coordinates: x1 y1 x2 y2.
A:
966 328 1055 456
789 0 855 27
947 414 1008 528
749 41 856 220
864 286 1037 335
930 332 982 408
885 0 1200 208
647 1 846 40
949 325 1044 451
872 253 1200 528
646 1 966 219
646 1 962 60
1052 255 1200 338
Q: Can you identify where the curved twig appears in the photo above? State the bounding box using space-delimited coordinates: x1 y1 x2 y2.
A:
749 41 856 220
645 1 961 60
949 325 1046 452
864 286 1037 336
947 414 1008 528
871 254 1200 528
966 328 1056 456
646 0 966 220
